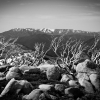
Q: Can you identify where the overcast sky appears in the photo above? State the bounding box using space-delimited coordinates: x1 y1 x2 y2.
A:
0 0 100 32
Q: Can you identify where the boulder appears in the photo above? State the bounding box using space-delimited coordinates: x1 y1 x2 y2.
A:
89 73 100 91
6 67 22 80
75 59 97 73
0 78 22 97
38 84 54 91
68 80 79 87
19 80 34 94
19 65 36 72
22 89 43 100
78 78 94 93
6 71 22 80
39 92 58 100
65 87 84 99
46 66 60 80
22 74 40 81
0 65 7 72
54 84 65 93
0 78 34 98
24 68 41 74
60 74 73 83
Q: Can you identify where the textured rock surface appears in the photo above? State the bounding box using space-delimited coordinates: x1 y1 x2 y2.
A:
46 66 60 80
38 84 54 91
60 74 73 83
22 89 43 100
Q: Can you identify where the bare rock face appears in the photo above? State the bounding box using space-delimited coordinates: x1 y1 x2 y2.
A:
46 66 60 80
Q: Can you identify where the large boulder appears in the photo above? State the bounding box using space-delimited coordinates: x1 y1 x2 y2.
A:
24 68 41 74
75 59 97 73
46 66 60 80
68 80 79 87
0 78 22 97
0 78 34 98
75 59 100 92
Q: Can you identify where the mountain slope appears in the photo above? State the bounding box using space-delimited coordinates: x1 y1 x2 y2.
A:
0 28 100 57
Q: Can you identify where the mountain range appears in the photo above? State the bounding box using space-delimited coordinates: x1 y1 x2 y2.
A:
0 28 100 57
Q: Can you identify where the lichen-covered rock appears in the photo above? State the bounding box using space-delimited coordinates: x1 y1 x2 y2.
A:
38 84 54 91
65 87 84 99
22 73 40 81
75 59 97 73
0 78 22 97
19 80 34 94
24 68 41 74
0 78 34 98
19 65 36 72
68 80 79 87
46 66 60 80
9 67 21 73
60 74 73 83
39 92 58 100
54 84 65 93
6 71 22 80
78 78 94 93
89 73 100 91
22 89 43 100
6 67 22 80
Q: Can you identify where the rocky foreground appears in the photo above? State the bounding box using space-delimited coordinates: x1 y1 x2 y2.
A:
0 52 100 100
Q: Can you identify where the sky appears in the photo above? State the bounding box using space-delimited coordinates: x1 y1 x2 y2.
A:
0 0 100 33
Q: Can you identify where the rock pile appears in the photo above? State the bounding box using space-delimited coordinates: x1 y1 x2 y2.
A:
0 52 100 100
